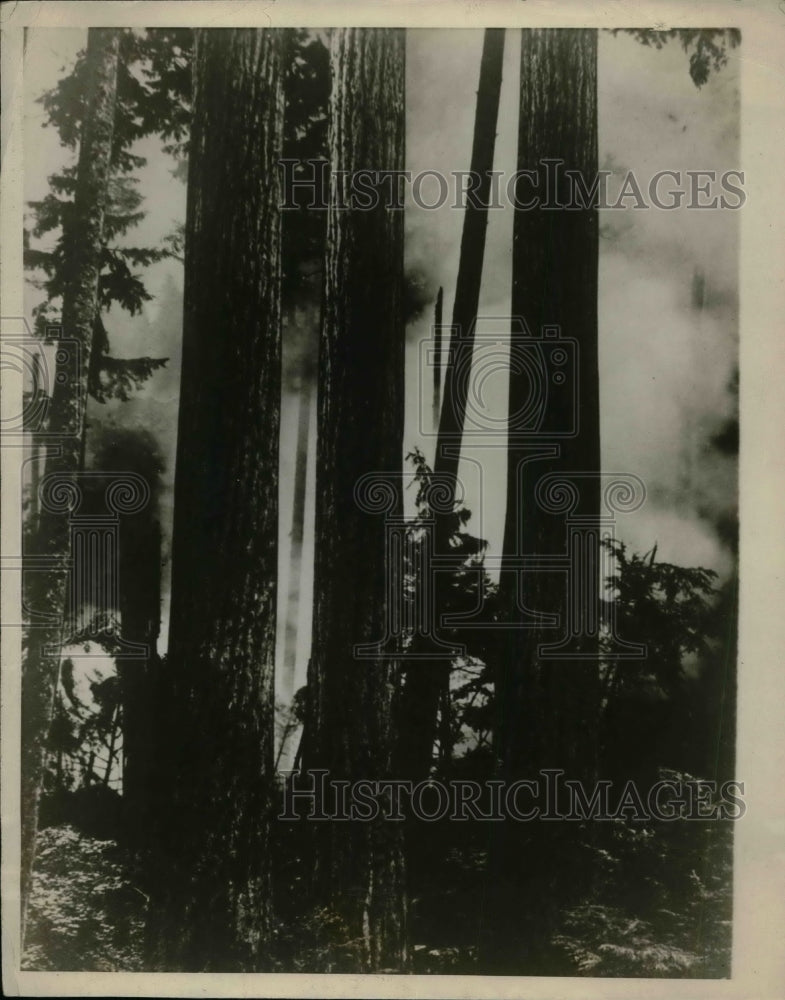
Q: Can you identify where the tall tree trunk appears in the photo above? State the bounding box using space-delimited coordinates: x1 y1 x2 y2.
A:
20 27 120 933
397 29 505 784
303 27 408 972
433 27 505 496
117 515 161 851
147 28 284 971
431 286 444 435
28 350 45 527
281 369 313 704
499 28 600 778
483 28 600 972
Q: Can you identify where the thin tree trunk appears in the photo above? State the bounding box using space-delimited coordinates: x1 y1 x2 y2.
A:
438 682 454 767
102 703 120 786
398 30 505 784
303 27 408 972
433 27 505 496
21 27 120 934
147 28 284 971
432 286 444 434
484 28 600 972
84 750 96 787
281 373 312 703
28 350 45 526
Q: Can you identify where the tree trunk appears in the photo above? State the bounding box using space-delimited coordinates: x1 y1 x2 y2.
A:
117 515 161 851
433 27 505 495
281 368 313 704
484 28 600 973
21 27 120 933
28 350 45 527
432 286 444 434
303 27 408 972
147 28 284 971
398 30 505 785
103 703 120 786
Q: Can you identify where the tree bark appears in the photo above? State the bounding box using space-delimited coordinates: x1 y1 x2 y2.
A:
147 28 284 971
303 27 408 972
21 27 120 933
484 28 600 972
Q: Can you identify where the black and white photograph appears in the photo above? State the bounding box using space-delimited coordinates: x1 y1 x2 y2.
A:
1 2 783 996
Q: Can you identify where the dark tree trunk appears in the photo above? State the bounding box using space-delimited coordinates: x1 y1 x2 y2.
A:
433 27 505 495
397 29 505 785
117 515 161 851
483 28 600 973
147 28 284 971
28 351 45 526
20 27 120 933
303 27 408 972
432 286 444 434
499 28 600 777
102 703 120 786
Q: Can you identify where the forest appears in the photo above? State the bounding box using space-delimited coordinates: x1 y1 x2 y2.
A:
19 25 739 976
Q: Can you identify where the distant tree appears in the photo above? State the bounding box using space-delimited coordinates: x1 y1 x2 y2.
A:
25 28 193 403
434 28 505 496
22 28 193 933
400 29 505 783
431 287 444 434
281 28 329 298
22 27 122 933
279 29 329 703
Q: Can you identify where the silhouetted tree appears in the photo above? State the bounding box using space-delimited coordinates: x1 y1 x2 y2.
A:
83 424 164 850
399 28 505 784
484 28 600 973
303 27 408 972
148 28 284 971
